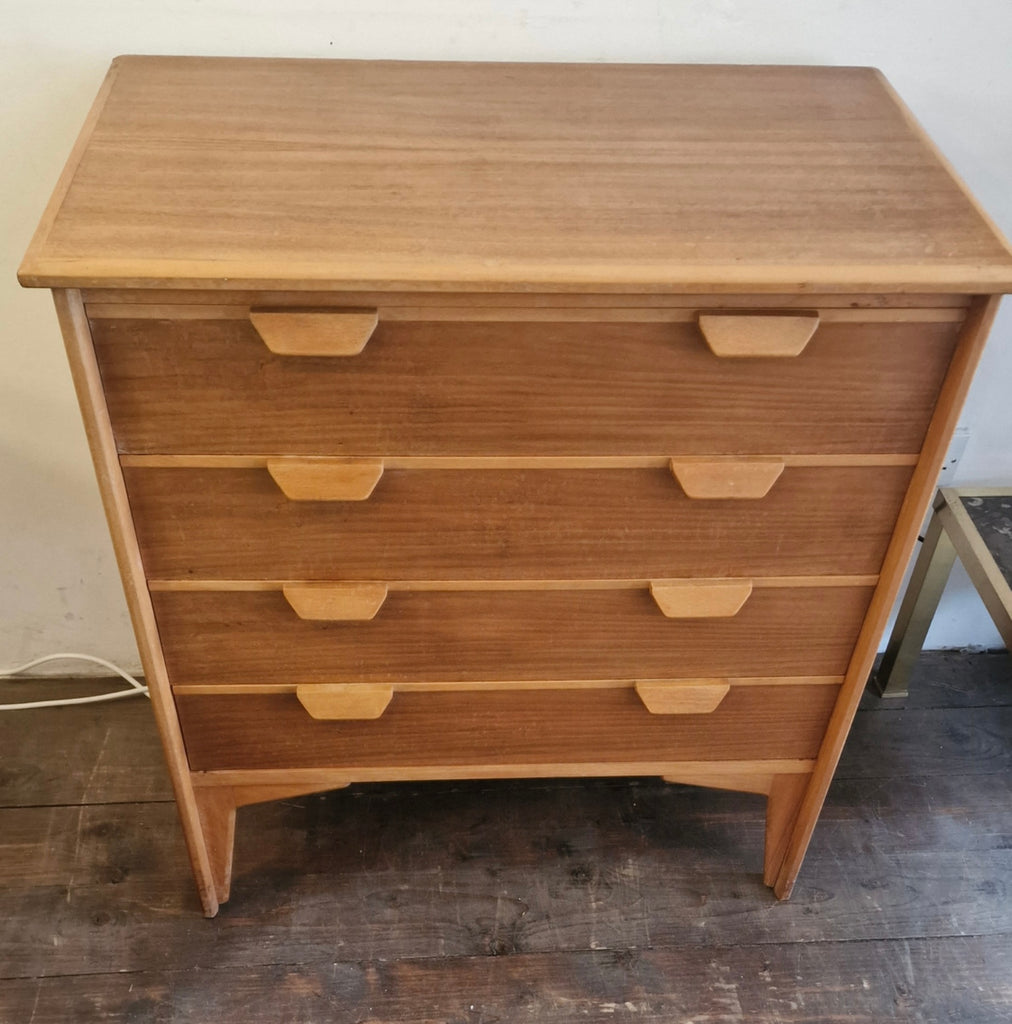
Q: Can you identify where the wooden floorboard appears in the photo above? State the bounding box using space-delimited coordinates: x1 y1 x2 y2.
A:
0 678 170 807
2 937 1011 1024
0 651 1010 1022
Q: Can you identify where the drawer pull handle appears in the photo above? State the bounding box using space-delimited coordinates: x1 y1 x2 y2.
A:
267 458 384 501
649 579 753 618
670 458 785 499
635 678 731 714
698 313 819 357
296 683 393 720
283 583 388 621
250 309 378 356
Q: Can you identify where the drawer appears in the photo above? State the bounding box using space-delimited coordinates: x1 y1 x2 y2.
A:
176 683 840 772
152 584 875 685
126 463 912 581
89 310 961 456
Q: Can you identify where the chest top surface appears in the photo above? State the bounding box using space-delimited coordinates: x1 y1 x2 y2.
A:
19 56 1012 293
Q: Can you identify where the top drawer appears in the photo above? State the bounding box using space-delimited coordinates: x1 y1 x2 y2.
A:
87 305 962 456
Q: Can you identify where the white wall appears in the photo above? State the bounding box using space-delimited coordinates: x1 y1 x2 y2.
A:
2 0 1010 673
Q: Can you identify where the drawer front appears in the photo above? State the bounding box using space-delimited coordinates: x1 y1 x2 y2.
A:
152 585 874 685
91 313 959 456
176 684 840 772
126 464 912 581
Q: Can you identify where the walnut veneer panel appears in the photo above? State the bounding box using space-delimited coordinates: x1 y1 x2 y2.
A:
176 685 840 772
127 465 912 580
19 59 1012 292
152 586 874 685
92 317 959 456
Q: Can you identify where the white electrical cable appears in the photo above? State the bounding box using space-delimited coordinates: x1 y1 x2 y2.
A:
0 653 149 710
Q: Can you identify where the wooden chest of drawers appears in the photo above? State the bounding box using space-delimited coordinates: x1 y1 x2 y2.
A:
20 57 1012 916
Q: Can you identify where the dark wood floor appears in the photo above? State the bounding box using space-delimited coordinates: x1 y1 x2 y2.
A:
2 651 1010 1023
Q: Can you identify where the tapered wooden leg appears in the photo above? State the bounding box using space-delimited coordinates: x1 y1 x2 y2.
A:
193 786 238 911
660 764 814 895
764 773 811 890
190 780 352 915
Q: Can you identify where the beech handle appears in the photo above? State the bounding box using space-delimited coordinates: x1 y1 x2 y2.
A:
250 309 378 356
297 683 393 720
698 313 819 357
296 679 729 719
283 583 388 621
635 678 731 714
649 579 753 618
267 458 384 501
670 459 784 499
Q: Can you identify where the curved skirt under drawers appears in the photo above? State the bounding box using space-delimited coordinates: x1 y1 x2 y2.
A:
151 584 875 684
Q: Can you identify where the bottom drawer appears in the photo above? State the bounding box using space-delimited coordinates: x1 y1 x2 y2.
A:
177 684 841 772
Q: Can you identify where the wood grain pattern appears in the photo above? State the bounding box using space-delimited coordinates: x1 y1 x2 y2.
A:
22 57 1011 911
18 63 122 288
841 704 1012 780
0 677 172 806
82 302 969 323
173 676 842 697
763 773 811 886
192 787 236 904
150 576 879 593
4 652 1010 1010
19 58 1012 292
6 938 1011 1024
80 288 976 308
151 585 874 685
5 664 1012 948
773 294 1003 900
124 465 913 581
190 758 817 789
697 312 819 357
296 684 394 720
649 579 753 618
123 452 921 470
249 309 377 356
669 457 784 498
175 685 840 772
634 678 730 714
92 316 960 456
51 290 221 917
282 583 388 622
266 457 384 501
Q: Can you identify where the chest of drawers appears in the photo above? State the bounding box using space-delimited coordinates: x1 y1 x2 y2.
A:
20 57 1012 916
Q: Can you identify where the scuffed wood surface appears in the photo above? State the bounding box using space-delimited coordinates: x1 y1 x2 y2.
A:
0 679 170 806
3 937 1011 1024
20 59 1012 291
963 494 1012 589
1 652 1010 1022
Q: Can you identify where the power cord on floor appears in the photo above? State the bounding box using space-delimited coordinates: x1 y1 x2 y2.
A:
0 654 149 710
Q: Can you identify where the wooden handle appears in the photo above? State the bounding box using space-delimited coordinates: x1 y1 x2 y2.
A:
649 579 753 618
670 458 785 499
283 583 388 621
635 678 730 714
250 309 378 356
698 313 819 357
267 458 384 501
296 683 393 720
